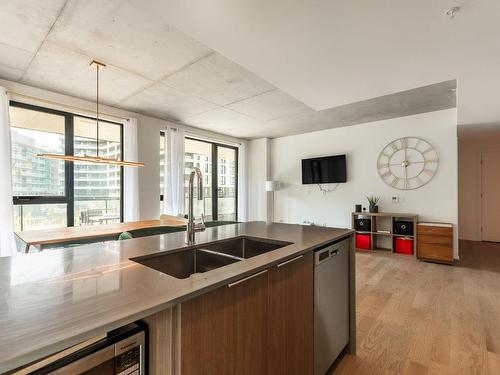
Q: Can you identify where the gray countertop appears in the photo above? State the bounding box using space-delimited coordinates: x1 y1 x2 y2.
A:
0 222 353 373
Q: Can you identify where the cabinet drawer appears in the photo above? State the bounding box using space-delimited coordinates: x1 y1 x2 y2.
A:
417 243 453 263
417 225 452 237
418 234 453 246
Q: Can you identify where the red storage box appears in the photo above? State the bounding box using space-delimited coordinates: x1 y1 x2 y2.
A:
395 237 414 255
356 233 371 250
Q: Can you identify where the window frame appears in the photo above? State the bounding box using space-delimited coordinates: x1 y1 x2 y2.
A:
160 132 238 221
10 101 124 230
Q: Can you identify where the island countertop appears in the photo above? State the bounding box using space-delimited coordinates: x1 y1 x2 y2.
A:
0 222 353 373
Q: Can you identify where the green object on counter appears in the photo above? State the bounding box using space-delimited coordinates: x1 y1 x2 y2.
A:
118 232 133 240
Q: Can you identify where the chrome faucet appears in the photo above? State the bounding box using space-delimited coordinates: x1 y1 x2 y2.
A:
186 167 206 244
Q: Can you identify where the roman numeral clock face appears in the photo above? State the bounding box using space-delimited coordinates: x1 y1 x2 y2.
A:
377 137 439 190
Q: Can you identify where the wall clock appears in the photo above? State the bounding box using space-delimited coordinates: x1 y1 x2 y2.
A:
377 137 439 190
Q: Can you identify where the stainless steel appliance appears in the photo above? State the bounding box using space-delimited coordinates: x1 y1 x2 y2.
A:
14 323 145 375
314 239 349 375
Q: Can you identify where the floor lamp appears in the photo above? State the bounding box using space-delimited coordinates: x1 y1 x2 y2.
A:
265 180 281 223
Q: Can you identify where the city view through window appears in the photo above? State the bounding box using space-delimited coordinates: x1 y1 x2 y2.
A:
161 134 237 221
10 104 122 232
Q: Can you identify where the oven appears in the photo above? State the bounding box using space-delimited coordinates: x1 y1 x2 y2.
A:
12 323 146 375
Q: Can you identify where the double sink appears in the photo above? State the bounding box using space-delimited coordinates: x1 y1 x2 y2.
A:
133 236 292 279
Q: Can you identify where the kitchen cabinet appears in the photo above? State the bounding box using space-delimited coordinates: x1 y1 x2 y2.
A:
268 252 314 375
232 270 269 375
181 284 234 375
181 270 269 375
180 252 314 375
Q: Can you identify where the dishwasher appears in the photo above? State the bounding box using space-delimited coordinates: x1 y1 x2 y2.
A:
314 238 349 375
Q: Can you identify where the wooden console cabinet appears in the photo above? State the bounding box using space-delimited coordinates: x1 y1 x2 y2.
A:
180 252 314 375
417 223 453 264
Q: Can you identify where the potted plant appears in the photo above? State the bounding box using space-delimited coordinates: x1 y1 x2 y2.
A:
366 196 380 213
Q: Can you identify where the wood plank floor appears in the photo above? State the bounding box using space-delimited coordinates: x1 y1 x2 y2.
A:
335 240 500 375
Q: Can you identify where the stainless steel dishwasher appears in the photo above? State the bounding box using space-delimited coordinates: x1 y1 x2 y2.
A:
314 238 349 375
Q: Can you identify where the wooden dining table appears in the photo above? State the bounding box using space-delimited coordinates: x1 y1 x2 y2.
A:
15 217 187 253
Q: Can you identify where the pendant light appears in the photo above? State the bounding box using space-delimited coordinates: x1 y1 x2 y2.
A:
37 60 144 167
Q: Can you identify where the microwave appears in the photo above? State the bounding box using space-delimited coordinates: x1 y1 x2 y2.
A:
13 322 146 375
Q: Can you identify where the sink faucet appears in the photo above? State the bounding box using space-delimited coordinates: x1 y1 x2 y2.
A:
186 167 206 244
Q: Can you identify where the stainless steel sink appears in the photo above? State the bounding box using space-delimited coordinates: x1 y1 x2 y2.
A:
132 236 292 279
133 248 241 279
198 236 292 259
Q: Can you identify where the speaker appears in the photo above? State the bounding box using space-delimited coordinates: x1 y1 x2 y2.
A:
394 220 414 236
355 219 371 231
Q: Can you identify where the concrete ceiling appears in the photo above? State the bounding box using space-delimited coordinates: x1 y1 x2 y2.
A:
147 0 499 127
0 0 461 139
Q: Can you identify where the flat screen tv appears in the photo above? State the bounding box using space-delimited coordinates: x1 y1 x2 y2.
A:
302 154 347 184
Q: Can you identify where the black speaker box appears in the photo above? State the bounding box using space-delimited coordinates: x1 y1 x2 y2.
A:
355 219 371 231
394 220 414 236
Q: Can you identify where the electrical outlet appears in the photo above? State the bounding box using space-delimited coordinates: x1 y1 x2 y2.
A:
392 196 399 203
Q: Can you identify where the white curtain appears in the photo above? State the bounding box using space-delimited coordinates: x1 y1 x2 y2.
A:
163 126 185 216
0 87 15 257
123 118 140 222
237 142 248 222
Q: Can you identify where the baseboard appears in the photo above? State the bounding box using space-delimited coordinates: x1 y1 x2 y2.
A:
459 234 480 241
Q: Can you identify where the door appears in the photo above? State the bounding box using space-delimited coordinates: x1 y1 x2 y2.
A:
268 252 314 375
481 151 500 242
217 146 238 221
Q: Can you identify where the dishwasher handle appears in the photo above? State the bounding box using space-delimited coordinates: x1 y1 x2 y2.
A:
315 246 340 265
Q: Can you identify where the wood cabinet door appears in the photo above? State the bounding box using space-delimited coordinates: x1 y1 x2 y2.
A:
231 270 269 375
181 286 234 375
268 252 314 375
181 270 269 375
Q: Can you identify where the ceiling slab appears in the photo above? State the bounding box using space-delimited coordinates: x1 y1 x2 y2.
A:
162 52 275 106
119 82 217 121
23 42 152 104
263 80 456 139
150 0 500 126
0 43 34 74
226 89 310 121
182 107 264 138
0 0 67 53
0 64 24 81
0 1 462 140
47 0 212 81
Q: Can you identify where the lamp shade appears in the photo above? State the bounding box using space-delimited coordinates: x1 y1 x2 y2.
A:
265 180 281 192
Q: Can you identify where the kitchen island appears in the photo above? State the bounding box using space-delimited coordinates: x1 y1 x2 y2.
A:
0 222 355 374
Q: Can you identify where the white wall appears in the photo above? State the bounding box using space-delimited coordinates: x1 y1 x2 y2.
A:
247 138 271 221
251 109 458 257
0 78 244 220
458 131 500 240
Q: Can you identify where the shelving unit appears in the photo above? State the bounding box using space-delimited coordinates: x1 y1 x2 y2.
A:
351 212 418 256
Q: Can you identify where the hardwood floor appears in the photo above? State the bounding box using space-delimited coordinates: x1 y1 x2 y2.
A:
335 240 500 375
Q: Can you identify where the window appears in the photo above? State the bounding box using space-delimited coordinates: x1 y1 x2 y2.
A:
217 146 237 221
160 133 238 221
73 117 122 226
10 102 123 231
184 138 213 220
160 132 166 213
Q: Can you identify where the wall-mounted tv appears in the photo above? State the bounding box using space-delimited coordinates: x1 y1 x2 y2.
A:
302 154 347 184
